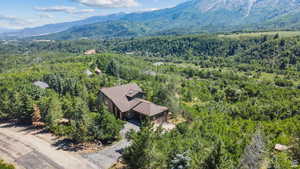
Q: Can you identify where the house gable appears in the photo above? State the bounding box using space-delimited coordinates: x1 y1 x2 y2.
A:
100 83 169 119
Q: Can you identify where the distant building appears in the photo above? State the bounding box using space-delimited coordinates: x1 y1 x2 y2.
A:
84 69 93 76
100 83 169 124
84 49 97 55
32 40 54 43
33 81 49 89
153 62 164 66
95 67 102 75
125 52 135 55
144 70 157 76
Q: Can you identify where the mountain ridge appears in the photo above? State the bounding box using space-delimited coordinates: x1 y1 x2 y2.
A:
4 0 300 40
0 13 126 39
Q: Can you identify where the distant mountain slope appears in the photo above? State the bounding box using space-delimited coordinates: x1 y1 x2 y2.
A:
0 13 126 39
43 21 149 40
11 0 300 40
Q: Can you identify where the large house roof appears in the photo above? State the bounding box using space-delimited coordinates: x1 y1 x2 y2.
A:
100 83 143 113
100 83 168 116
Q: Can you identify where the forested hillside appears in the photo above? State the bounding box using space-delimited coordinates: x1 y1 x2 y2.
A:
3 33 300 72
1 33 300 168
113 34 300 71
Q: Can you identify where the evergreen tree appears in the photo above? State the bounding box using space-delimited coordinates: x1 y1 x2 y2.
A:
106 59 119 77
91 106 124 143
123 122 155 169
169 151 191 169
45 95 63 129
69 97 90 142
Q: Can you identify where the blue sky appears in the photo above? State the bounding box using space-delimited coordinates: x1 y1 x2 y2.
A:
0 0 187 29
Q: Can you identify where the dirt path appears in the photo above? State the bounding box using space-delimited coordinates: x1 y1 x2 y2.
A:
0 123 98 169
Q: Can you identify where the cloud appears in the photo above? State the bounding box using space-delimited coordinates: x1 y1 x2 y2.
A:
71 0 139 8
38 13 54 19
0 15 33 29
74 9 96 14
34 6 95 14
35 6 76 14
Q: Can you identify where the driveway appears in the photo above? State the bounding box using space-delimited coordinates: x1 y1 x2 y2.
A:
0 123 98 169
83 122 140 169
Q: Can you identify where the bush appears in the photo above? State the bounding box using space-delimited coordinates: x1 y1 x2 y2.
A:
0 160 15 169
90 106 124 143
270 152 293 169
275 79 294 87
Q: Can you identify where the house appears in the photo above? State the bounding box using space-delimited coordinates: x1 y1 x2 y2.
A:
153 62 164 66
95 67 102 75
84 49 97 55
33 81 49 89
100 83 169 124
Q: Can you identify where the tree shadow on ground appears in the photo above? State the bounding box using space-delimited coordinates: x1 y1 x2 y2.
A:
52 139 83 152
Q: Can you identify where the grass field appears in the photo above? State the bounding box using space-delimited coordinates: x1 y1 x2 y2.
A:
219 31 300 38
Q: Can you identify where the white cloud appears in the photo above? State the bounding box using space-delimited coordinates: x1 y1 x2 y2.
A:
38 13 54 19
34 6 95 14
74 9 96 14
0 15 33 29
72 0 139 8
35 6 76 14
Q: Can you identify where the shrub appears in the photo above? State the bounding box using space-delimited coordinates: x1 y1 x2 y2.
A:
275 79 293 87
0 160 15 169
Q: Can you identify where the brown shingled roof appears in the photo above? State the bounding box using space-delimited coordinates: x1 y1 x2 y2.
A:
100 83 168 117
133 99 168 116
126 89 141 98
100 83 143 113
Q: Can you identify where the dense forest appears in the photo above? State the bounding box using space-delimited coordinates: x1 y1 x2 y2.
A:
1 33 300 168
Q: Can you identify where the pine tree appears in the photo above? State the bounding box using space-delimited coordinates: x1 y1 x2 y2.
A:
46 95 63 129
106 59 119 77
69 97 90 142
123 123 154 169
91 106 124 143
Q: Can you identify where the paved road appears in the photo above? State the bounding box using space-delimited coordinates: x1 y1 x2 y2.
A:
0 123 98 169
83 122 140 169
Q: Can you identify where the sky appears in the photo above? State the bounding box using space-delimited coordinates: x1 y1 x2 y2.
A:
0 0 188 30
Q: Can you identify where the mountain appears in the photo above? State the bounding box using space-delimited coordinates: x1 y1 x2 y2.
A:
0 13 126 39
11 0 300 40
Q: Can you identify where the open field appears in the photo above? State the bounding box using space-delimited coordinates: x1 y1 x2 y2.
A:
219 31 300 38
